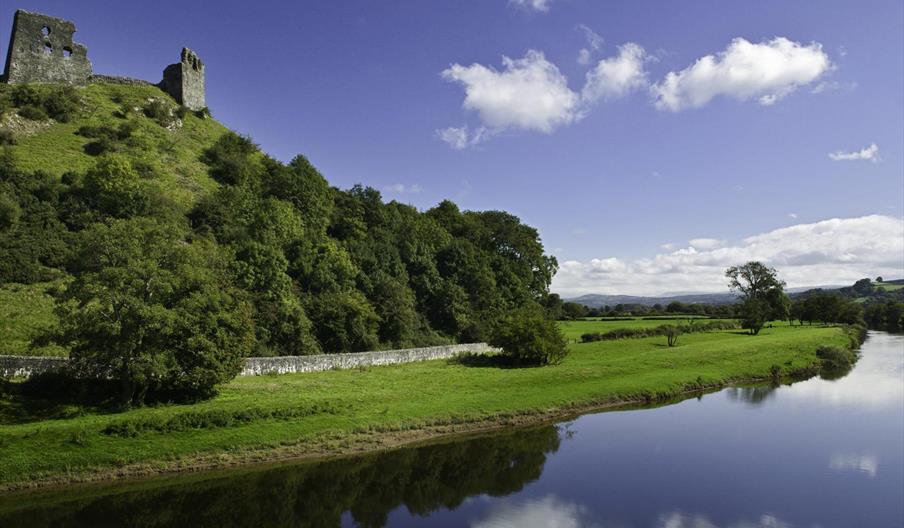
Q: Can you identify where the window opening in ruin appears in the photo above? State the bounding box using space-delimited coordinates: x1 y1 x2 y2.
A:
63 46 73 58
43 41 53 55
41 26 50 36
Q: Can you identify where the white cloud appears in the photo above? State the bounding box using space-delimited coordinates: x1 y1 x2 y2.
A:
829 143 880 162
688 238 725 250
552 215 904 296
788 213 798 219
651 37 832 111
383 183 422 195
436 125 492 150
660 243 676 251
576 24 604 65
811 79 857 94
441 50 582 134
440 44 651 148
581 42 649 103
509 0 554 12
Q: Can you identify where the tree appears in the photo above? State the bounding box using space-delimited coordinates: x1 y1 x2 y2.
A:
490 306 568 366
725 262 786 335
55 218 255 406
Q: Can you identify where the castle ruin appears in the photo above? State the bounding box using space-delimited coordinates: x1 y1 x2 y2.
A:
2 9 92 85
2 9 206 110
160 48 206 111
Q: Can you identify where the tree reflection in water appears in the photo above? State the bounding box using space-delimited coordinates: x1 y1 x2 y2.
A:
0 426 562 528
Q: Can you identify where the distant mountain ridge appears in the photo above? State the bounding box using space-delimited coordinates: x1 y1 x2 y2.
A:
566 285 849 308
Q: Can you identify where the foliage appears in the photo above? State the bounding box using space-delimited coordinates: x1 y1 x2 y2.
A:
490 306 568 366
726 261 787 335
53 219 255 406
580 320 739 342
815 345 857 370
9 85 80 122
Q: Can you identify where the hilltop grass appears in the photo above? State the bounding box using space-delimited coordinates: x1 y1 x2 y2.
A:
558 317 735 342
0 282 65 357
2 82 229 209
0 323 847 489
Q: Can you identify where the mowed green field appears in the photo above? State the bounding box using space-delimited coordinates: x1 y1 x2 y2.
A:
558 317 736 341
874 282 904 292
0 323 844 488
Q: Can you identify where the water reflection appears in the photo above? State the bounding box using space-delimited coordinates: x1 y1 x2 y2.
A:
658 512 790 528
1 333 901 527
829 452 879 477
471 495 595 528
724 384 780 406
0 426 561 528
781 331 904 409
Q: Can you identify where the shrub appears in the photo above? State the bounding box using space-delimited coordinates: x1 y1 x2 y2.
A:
17 104 48 121
490 306 568 366
580 320 739 343
665 326 681 347
142 99 173 127
42 86 80 122
0 192 21 231
0 129 15 146
816 345 857 370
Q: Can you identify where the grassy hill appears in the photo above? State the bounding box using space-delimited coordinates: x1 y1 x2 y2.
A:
0 82 234 357
1 82 229 209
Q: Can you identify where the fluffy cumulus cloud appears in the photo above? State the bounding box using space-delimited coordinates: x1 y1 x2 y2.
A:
441 50 582 134
651 37 832 111
581 43 649 103
508 0 554 13
829 143 880 162
439 45 648 147
552 215 904 297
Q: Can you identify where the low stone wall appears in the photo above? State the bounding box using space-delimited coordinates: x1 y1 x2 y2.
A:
0 343 500 379
242 343 500 376
89 74 155 86
0 355 68 378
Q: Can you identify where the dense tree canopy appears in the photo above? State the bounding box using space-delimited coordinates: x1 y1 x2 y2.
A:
1 128 561 398
725 261 787 335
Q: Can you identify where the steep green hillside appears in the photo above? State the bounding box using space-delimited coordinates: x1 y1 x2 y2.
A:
0 82 228 209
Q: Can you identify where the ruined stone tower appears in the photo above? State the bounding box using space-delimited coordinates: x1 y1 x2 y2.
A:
160 48 206 111
2 9 92 85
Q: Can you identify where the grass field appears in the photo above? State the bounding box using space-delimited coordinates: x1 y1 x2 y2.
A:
874 282 904 292
558 317 736 341
0 323 846 488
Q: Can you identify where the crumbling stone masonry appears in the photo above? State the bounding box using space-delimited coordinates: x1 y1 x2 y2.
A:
159 48 206 111
2 9 207 111
2 9 92 85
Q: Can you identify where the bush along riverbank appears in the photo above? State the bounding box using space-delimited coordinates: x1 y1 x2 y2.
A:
0 323 858 490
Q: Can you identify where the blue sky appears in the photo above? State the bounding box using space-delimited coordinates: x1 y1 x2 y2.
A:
3 0 902 295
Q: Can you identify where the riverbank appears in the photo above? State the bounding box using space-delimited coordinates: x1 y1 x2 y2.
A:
0 324 853 490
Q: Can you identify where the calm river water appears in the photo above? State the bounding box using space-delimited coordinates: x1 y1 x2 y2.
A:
1 331 901 527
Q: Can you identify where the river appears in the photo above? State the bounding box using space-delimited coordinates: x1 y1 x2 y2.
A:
0 331 901 527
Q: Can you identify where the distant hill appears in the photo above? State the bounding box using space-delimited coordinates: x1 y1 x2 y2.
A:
567 284 851 308
566 292 739 308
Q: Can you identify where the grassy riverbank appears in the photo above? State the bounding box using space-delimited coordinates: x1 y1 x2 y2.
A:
0 323 849 489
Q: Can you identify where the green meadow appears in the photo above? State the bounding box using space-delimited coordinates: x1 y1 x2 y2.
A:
0 323 846 488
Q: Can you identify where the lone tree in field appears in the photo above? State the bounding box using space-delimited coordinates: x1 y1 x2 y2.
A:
725 261 787 335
